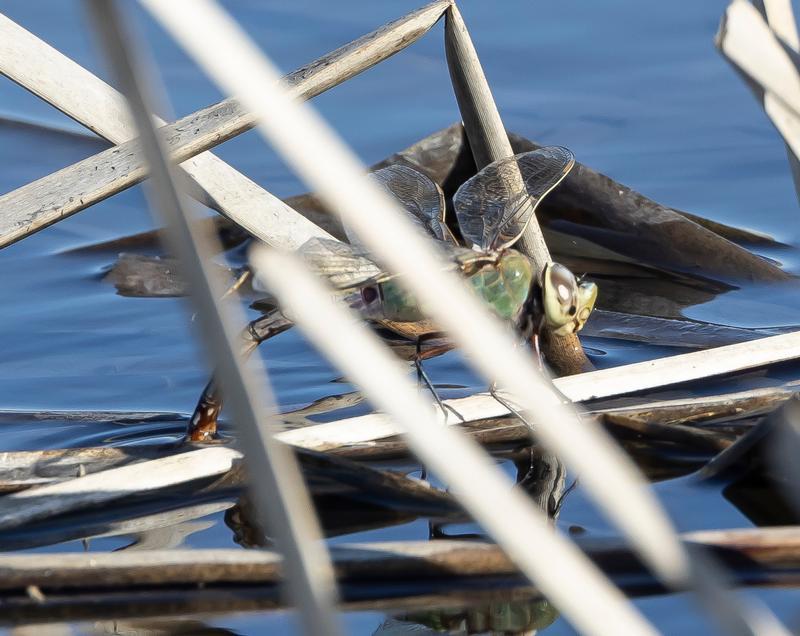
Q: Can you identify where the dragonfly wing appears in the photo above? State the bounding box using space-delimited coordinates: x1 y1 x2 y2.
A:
453 147 575 252
298 237 387 290
368 164 449 241
345 164 455 250
298 239 483 303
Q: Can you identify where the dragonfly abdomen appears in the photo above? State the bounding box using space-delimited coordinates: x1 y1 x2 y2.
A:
377 280 426 322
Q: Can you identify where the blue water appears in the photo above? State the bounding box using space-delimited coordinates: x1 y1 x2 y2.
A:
1 1 800 634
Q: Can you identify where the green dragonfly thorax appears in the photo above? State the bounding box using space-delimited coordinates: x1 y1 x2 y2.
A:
467 249 533 321
376 249 534 324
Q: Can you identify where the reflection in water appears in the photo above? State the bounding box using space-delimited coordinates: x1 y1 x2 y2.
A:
226 492 421 546
223 446 568 634
377 598 559 636
385 447 566 635
699 404 800 527
87 619 240 635
515 447 569 520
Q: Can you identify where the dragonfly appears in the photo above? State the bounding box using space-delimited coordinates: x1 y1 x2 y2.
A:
298 146 598 358
187 147 597 441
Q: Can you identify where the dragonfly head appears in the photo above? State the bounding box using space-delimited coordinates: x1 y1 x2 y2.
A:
541 263 597 336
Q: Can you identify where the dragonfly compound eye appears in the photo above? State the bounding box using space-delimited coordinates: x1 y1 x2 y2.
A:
543 262 580 329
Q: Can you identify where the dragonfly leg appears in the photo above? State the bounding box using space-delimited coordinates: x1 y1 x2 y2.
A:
489 383 536 435
414 337 465 423
186 309 294 443
532 332 544 372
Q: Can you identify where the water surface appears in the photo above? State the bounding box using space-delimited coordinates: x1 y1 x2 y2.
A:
0 1 799 633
